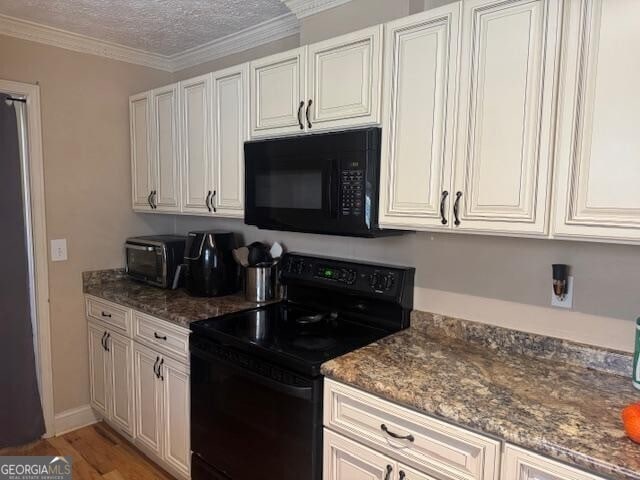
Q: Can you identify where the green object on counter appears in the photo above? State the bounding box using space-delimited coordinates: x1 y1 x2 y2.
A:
634 318 640 390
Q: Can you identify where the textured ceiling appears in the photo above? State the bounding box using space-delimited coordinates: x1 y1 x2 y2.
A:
0 0 292 55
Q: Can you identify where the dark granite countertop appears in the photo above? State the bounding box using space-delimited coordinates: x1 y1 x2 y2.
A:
321 312 640 480
83 269 267 329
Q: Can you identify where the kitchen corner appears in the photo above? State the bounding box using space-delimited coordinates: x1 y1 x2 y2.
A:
322 312 640 480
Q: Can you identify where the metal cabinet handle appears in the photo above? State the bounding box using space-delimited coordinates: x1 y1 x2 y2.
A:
154 332 167 341
101 332 107 350
104 333 110 352
211 190 217 213
158 358 164 381
297 101 305 130
206 190 212 212
101 311 112 318
384 464 393 480
306 99 313 129
151 190 158 209
153 356 159 377
453 191 462 226
147 191 153 208
399 471 406 480
380 424 414 442
440 190 449 225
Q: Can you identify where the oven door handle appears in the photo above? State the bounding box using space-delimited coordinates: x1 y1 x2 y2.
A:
191 345 314 400
125 244 155 252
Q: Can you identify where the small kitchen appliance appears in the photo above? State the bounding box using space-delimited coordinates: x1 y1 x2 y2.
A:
190 253 415 480
125 235 186 288
183 231 240 297
244 127 403 237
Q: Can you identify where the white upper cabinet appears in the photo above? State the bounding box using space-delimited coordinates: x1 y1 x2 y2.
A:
212 64 249 218
250 27 383 138
553 0 640 243
151 84 180 212
307 25 383 131
379 4 461 229
130 92 154 211
452 0 561 235
250 48 307 138
180 74 214 214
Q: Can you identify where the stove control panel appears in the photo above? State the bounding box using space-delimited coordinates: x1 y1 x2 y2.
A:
280 253 414 299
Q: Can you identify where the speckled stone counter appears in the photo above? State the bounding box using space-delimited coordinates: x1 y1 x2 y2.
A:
321 312 640 480
83 269 266 329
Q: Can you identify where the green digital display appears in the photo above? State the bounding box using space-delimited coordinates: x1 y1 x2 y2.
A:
324 269 333 277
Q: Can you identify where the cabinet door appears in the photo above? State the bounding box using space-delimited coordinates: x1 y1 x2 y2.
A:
151 84 180 212
397 464 438 480
107 330 134 437
133 343 163 456
250 47 306 138
180 74 213 214
130 92 154 211
160 356 190 477
502 444 606 480
553 0 640 243
88 322 109 418
307 25 382 131
453 0 561 235
212 64 248 217
379 4 461 230
324 429 395 480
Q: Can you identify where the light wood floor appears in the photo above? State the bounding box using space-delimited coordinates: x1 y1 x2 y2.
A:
0 422 176 480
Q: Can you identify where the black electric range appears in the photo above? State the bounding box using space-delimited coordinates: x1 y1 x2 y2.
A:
190 253 415 480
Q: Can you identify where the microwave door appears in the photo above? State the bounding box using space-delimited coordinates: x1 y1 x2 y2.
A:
246 155 335 231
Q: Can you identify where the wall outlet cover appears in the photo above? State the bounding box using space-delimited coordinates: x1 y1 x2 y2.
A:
551 275 573 309
51 238 68 262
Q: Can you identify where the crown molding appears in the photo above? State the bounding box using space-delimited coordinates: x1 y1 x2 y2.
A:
0 13 173 71
169 13 300 72
282 0 354 19
0 11 300 73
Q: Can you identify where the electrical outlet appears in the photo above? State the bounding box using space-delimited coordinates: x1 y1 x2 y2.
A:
51 239 68 262
551 275 573 309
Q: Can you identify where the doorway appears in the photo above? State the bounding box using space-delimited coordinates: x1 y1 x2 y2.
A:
0 79 54 440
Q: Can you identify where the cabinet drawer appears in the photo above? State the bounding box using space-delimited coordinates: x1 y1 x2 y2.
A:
86 295 131 335
133 311 190 363
324 379 500 480
502 444 605 480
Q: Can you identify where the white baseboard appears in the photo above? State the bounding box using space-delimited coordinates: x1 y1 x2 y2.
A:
54 404 99 435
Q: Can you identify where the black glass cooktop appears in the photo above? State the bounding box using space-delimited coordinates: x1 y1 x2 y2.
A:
191 302 391 376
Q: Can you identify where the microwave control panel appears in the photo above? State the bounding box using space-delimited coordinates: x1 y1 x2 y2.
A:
340 162 365 217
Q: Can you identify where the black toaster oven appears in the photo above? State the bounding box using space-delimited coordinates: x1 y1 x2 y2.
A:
125 235 186 288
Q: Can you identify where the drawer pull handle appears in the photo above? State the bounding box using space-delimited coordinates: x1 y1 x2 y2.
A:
101 311 112 318
380 424 414 442
384 464 393 480
399 471 406 480
154 332 167 341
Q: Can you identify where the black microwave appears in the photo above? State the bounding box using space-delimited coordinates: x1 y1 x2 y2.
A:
244 128 395 237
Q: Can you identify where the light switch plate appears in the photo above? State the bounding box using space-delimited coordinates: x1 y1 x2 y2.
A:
51 239 68 262
551 275 573 309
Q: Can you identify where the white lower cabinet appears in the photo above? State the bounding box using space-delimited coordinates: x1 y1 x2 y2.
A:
502 445 605 480
133 336 191 479
324 429 436 480
88 320 134 438
87 298 190 479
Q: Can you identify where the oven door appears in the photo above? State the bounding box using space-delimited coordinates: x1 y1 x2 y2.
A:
190 336 322 480
244 151 340 233
125 243 165 286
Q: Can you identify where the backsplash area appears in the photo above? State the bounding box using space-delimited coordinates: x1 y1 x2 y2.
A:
161 215 640 352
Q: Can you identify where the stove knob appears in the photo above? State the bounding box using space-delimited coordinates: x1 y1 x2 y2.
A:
384 274 395 290
346 270 357 285
369 273 379 288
